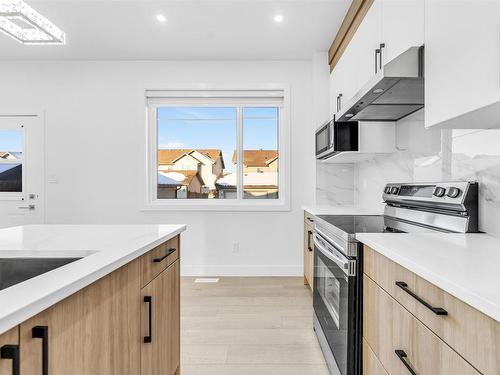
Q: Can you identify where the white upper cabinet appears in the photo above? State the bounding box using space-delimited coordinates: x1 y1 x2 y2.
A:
425 0 500 128
381 0 424 65
330 0 382 118
351 0 382 92
330 0 424 119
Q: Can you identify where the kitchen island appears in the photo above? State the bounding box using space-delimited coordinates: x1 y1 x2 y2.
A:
0 224 185 375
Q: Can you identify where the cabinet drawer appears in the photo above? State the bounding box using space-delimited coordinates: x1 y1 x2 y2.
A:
364 245 500 375
0 327 19 375
363 338 388 375
363 276 480 375
141 236 179 287
304 211 315 226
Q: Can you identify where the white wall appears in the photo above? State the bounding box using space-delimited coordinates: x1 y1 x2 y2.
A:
0 60 315 276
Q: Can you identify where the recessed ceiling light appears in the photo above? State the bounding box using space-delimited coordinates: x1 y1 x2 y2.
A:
273 14 284 23
0 0 66 44
156 14 167 23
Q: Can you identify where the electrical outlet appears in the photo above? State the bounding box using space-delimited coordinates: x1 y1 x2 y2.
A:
232 241 239 253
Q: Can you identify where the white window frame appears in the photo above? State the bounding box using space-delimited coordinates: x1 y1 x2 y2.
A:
0 123 26 201
144 86 290 211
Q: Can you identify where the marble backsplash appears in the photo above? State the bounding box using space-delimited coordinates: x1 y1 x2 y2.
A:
316 162 355 206
316 110 500 234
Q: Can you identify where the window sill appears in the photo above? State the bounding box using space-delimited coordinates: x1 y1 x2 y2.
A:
141 200 291 212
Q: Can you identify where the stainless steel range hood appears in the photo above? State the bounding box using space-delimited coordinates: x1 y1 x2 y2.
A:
336 46 424 122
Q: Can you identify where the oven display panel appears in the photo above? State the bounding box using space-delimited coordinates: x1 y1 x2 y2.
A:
398 185 435 198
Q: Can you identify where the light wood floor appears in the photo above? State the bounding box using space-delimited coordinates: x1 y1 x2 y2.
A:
181 277 329 375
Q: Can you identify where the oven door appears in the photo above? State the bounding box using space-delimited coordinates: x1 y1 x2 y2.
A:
313 233 359 375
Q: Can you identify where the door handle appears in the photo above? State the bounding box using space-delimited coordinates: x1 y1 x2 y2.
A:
395 350 417 375
153 248 176 263
307 230 313 252
379 43 385 69
1 345 20 375
395 281 448 315
18 204 35 210
338 93 343 110
375 48 381 73
32 326 48 375
144 296 152 343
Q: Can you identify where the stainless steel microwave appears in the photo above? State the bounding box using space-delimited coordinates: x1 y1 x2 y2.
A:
315 119 359 160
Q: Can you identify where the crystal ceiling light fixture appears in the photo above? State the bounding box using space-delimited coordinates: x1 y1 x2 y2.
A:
0 0 66 44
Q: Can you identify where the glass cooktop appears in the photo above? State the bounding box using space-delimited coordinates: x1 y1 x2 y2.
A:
317 215 404 234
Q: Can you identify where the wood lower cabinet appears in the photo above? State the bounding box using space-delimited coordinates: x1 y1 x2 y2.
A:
364 245 500 375
303 211 314 290
363 276 480 375
10 235 180 375
141 260 180 375
0 328 19 375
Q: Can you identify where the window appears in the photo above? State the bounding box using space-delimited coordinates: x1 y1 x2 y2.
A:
0 129 23 197
146 88 289 210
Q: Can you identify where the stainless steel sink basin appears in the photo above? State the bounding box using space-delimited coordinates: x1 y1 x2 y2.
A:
0 257 81 291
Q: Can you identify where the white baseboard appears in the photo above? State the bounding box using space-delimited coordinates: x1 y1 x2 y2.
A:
181 264 303 277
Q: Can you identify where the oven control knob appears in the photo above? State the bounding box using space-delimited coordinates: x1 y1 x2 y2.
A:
446 187 461 198
384 187 391 194
390 186 399 195
433 186 446 197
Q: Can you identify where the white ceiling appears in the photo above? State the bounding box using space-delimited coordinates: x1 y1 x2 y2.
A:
0 0 350 60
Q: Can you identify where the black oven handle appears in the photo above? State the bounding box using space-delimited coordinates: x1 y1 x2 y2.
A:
313 234 350 275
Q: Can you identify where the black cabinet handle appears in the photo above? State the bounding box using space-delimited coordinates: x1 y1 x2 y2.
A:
307 230 313 252
395 281 448 315
144 296 152 343
375 48 381 73
153 248 176 263
395 350 417 375
32 326 48 375
379 43 385 69
1 345 20 375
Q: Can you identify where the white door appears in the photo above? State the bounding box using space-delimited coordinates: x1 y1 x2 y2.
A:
0 115 45 228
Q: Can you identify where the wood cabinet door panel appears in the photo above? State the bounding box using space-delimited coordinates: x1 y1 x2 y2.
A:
0 327 19 375
20 259 141 375
363 338 388 375
141 260 180 375
81 259 141 375
20 291 85 375
303 221 314 289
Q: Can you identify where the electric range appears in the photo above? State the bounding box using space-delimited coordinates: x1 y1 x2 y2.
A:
312 181 479 375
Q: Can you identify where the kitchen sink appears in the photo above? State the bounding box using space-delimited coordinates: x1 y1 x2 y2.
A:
0 257 81 291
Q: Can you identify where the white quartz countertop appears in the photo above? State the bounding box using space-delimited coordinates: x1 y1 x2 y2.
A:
356 233 500 323
302 205 382 216
0 224 186 335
